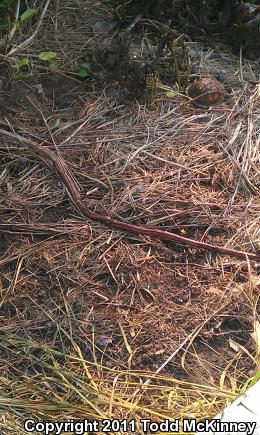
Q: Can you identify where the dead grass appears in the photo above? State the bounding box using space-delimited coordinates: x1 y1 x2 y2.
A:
0 0 259 433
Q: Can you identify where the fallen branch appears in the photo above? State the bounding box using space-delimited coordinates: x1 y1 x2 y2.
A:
0 128 259 263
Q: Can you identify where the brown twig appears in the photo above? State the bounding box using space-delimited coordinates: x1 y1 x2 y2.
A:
0 128 259 262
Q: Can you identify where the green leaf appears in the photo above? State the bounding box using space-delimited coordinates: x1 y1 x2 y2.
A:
80 62 91 71
20 8 37 22
39 51 58 61
48 60 58 73
8 21 19 39
242 370 260 391
78 68 90 78
78 63 91 77
165 91 178 98
14 72 32 80
12 57 29 69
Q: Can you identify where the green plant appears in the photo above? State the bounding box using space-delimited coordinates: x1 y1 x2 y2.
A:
39 51 58 73
78 62 92 78
12 56 32 80
0 0 15 12
0 0 15 44
243 370 260 391
10 51 59 81
20 8 37 22
0 1 37 51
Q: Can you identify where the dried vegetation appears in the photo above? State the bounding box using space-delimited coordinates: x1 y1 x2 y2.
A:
0 0 259 432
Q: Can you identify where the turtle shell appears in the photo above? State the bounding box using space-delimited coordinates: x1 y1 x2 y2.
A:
186 76 224 107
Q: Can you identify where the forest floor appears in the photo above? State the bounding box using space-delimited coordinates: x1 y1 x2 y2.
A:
0 1 259 433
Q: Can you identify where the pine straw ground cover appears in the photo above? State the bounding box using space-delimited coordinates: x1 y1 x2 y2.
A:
0 0 260 433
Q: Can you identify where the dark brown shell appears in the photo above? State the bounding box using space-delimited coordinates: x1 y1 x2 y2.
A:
186 77 224 107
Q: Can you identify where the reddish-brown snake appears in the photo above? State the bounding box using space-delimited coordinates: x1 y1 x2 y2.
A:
0 128 259 263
